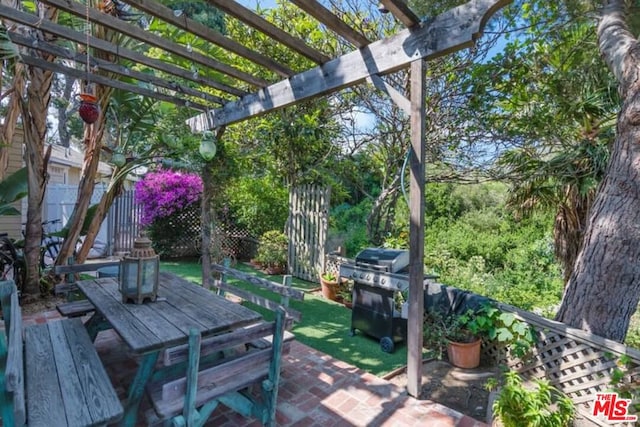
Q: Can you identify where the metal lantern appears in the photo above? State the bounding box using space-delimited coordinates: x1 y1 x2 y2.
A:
119 234 159 304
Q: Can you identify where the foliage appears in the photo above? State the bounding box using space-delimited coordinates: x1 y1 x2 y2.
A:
607 354 640 414
225 175 288 238
423 303 536 360
254 230 288 269
329 200 372 257
492 371 575 427
135 169 203 226
0 167 27 216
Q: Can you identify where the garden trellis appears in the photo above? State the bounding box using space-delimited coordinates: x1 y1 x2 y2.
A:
0 0 512 396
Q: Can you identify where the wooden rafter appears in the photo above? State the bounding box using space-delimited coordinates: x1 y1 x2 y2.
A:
0 5 243 97
118 0 295 78
8 32 225 106
289 0 370 48
379 0 420 28
204 0 331 64
189 0 511 130
20 55 208 110
40 0 268 88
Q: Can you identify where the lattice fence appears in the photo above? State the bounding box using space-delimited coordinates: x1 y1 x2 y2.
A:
483 303 640 426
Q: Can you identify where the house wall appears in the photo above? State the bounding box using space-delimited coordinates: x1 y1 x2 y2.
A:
0 128 25 240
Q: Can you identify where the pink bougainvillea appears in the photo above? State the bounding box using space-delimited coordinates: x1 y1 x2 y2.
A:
135 169 203 226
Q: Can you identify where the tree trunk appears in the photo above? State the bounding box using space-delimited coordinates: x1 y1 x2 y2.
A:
55 85 110 267
555 1 640 342
0 62 26 180
201 163 214 288
18 3 58 296
74 179 124 263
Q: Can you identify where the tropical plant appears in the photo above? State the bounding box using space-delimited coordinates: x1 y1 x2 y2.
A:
491 370 575 427
0 167 27 216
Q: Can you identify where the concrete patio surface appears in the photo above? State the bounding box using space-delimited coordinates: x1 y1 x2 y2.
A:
22 310 487 427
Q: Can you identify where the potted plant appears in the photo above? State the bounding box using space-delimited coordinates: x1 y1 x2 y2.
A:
254 230 288 275
423 303 536 369
338 280 353 308
319 271 340 301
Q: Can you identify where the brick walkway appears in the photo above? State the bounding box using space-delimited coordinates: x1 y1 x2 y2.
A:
22 310 487 427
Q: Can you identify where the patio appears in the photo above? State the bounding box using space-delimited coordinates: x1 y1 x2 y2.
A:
23 309 486 427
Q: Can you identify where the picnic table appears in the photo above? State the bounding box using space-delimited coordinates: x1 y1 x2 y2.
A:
77 271 263 427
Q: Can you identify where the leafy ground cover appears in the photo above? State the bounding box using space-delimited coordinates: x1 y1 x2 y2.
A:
161 259 411 376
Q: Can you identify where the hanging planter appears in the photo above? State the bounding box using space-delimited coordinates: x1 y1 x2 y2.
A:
78 93 100 124
199 131 217 161
111 152 126 167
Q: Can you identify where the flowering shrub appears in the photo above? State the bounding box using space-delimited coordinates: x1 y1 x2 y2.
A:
135 169 203 226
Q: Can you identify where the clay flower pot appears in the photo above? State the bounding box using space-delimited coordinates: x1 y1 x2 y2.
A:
78 93 100 124
446 338 482 369
319 274 340 301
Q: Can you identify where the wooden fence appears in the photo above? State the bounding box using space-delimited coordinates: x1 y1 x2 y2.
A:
287 185 330 282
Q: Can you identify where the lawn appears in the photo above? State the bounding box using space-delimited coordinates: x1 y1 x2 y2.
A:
161 259 411 377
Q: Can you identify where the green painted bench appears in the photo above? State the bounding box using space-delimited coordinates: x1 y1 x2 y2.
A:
0 280 123 426
146 303 287 426
54 260 120 318
145 263 304 426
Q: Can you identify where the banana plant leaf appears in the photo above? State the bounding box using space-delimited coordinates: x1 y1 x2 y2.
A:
0 167 28 216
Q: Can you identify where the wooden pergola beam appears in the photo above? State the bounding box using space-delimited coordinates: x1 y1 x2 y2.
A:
119 0 295 78
379 0 420 28
40 0 268 89
188 0 510 130
0 5 242 98
289 0 370 48
204 0 331 64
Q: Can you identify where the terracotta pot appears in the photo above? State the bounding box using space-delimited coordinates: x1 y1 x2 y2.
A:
446 338 481 369
319 276 339 301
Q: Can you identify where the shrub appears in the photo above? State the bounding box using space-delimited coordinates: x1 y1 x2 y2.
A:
255 230 288 269
135 169 203 226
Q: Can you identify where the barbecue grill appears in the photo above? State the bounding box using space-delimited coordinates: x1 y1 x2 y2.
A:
339 248 437 353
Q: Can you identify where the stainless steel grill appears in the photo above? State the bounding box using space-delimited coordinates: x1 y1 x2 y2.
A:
339 248 438 353
340 248 412 292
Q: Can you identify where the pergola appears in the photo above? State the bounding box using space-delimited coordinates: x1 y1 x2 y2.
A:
0 0 510 396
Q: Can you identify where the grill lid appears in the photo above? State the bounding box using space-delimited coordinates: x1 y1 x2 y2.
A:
354 248 410 273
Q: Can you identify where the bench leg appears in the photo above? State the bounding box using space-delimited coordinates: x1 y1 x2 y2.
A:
121 352 159 427
85 312 111 341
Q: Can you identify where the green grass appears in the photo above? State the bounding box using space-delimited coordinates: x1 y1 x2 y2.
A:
160 259 411 376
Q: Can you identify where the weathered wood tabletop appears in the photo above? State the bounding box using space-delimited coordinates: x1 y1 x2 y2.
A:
77 271 263 354
76 271 263 427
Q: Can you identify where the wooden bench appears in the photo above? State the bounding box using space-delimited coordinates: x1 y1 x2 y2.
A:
209 262 306 350
147 303 288 426
145 263 304 425
0 280 123 426
54 260 120 318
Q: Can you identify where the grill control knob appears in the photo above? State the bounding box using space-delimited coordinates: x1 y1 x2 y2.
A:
381 278 386 285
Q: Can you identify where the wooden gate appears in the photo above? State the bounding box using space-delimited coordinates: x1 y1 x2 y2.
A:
109 189 142 255
287 185 330 282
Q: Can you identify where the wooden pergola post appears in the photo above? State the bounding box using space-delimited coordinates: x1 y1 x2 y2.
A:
406 58 426 397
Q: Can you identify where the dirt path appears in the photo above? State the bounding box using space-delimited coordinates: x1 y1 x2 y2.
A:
386 359 500 423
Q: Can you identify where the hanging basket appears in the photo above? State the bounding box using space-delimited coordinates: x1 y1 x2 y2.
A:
78 93 100 124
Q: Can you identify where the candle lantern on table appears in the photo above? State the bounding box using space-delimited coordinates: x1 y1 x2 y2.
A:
119 234 159 304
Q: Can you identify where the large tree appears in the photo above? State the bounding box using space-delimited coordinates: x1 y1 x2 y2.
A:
555 1 640 342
